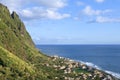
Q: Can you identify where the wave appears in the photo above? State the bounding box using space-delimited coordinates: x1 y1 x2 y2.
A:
105 70 120 79
52 55 120 79
81 61 101 69
79 61 120 79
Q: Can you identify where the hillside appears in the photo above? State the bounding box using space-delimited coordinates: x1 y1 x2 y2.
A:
0 3 119 80
0 3 51 79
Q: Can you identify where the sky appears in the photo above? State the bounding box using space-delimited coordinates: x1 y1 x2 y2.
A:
1 0 120 44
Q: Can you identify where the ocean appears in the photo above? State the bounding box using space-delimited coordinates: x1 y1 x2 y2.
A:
36 45 120 78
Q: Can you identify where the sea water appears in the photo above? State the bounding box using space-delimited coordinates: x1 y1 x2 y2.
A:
36 45 120 78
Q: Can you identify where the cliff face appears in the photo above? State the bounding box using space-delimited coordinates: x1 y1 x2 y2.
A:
0 3 35 60
0 3 47 79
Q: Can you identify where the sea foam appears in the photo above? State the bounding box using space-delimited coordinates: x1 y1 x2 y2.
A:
80 61 120 79
105 70 120 79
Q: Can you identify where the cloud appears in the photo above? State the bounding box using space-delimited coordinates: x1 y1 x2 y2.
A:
34 0 67 8
96 16 120 23
33 36 72 44
20 7 70 20
95 0 105 3
81 5 118 23
33 36 84 44
0 0 70 20
89 16 120 23
82 6 111 16
1 0 67 10
76 1 85 6
45 9 70 19
73 17 80 20
0 0 26 12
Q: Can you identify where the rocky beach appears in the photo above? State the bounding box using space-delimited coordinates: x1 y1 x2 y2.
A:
45 55 119 80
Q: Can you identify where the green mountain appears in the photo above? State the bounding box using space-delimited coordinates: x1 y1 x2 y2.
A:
0 3 51 79
0 3 119 80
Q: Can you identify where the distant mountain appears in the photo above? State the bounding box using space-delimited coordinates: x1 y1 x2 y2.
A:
0 3 119 80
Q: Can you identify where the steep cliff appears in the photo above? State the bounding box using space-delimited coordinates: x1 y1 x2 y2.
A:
0 3 48 79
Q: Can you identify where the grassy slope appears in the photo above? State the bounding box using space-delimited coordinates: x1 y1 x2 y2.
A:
0 46 35 78
0 3 51 79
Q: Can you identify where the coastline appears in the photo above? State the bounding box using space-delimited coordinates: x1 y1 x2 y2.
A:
81 61 120 79
51 55 120 80
37 45 120 79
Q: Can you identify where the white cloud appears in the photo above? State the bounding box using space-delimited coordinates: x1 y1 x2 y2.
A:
81 5 119 23
95 0 105 3
21 7 70 20
83 6 111 16
46 9 70 19
0 0 26 12
96 16 120 23
76 1 85 6
0 0 70 20
1 0 67 10
74 17 80 20
34 0 67 8
90 16 120 23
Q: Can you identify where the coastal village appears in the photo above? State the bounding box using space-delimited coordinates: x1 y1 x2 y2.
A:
43 55 117 80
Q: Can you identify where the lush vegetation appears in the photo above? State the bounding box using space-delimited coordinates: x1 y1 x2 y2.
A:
0 3 119 80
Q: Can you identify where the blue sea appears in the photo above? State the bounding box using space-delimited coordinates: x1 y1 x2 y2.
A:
36 45 120 78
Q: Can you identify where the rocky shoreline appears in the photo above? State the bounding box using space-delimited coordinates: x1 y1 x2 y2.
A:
46 55 119 80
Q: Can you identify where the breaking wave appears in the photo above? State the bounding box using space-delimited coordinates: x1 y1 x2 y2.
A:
79 61 120 79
